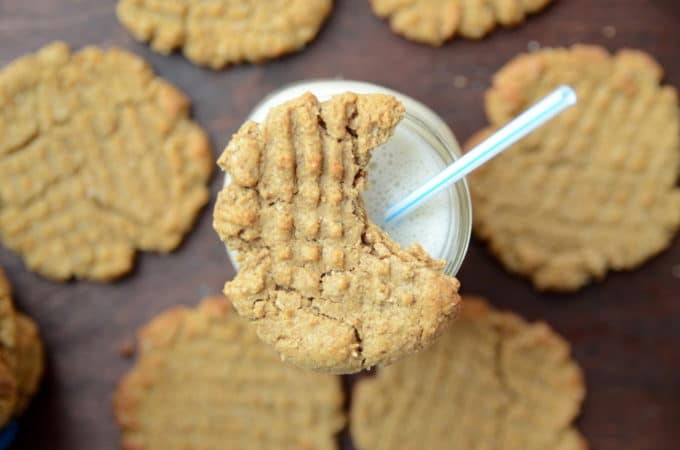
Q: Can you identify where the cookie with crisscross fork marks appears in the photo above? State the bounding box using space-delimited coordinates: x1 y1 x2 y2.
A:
115 297 345 450
213 92 461 374
351 297 587 450
117 0 333 69
369 0 553 46
468 45 680 291
0 42 212 281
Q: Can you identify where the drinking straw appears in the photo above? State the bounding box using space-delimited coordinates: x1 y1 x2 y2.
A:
384 86 577 223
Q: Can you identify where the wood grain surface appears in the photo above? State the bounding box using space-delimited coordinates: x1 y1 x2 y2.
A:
0 0 679 449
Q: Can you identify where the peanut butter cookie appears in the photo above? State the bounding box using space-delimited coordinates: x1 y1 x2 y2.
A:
0 269 44 423
467 45 680 291
351 297 587 450
0 269 17 425
0 42 212 281
369 0 553 46
117 0 333 69
11 314 43 415
115 297 344 450
0 270 16 373
213 92 461 373
0 362 16 429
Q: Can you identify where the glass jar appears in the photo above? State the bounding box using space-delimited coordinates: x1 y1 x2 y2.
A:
224 79 471 276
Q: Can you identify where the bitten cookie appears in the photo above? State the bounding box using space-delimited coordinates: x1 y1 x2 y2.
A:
351 297 587 450
368 0 553 46
117 0 333 69
0 42 212 281
213 92 461 373
468 45 680 291
114 297 345 450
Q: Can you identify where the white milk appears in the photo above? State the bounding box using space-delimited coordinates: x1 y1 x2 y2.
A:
364 126 453 259
227 80 471 273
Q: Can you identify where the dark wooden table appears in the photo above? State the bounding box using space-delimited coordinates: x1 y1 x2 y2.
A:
0 1 678 449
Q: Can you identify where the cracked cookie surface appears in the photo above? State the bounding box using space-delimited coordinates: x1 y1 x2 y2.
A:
117 0 333 69
368 0 553 46
468 45 680 291
351 297 586 450
115 297 345 450
213 92 461 373
0 42 212 281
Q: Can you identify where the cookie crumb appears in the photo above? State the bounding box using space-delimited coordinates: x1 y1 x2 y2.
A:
453 75 468 89
602 25 617 38
672 264 680 279
118 340 135 358
527 40 541 52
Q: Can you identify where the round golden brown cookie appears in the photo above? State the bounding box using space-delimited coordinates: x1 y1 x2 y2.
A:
368 0 553 46
0 270 16 370
467 45 680 291
116 0 333 69
0 270 15 427
11 313 43 415
0 42 213 281
0 360 17 429
351 297 586 450
213 92 461 374
114 297 345 450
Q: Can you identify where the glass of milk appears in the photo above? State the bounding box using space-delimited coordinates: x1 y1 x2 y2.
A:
225 79 472 276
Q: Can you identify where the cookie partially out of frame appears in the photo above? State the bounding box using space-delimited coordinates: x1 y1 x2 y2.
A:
468 45 680 291
0 270 16 376
351 297 587 450
0 270 16 427
12 313 43 415
0 269 44 424
117 0 333 69
369 0 553 46
213 92 461 373
0 42 212 281
114 297 345 450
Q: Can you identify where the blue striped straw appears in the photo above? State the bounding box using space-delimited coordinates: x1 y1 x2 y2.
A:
384 85 577 224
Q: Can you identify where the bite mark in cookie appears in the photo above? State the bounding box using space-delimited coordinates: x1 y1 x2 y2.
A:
214 92 461 373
